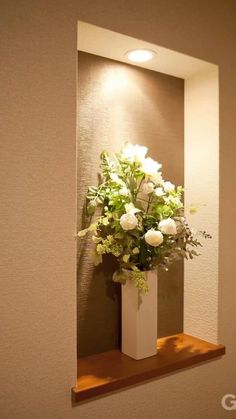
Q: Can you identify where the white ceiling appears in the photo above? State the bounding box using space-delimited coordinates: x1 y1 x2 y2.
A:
77 21 215 79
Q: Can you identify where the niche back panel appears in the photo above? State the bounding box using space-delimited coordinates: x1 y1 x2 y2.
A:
77 52 184 357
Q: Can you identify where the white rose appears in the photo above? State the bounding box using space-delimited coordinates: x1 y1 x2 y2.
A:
119 186 130 196
122 143 148 163
120 213 138 231
145 229 164 247
154 187 165 197
141 157 162 176
142 182 154 195
163 181 175 193
158 218 177 235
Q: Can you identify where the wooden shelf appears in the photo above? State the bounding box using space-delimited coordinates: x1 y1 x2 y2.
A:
72 333 225 403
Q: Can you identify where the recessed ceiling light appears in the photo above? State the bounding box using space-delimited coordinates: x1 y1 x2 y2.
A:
126 49 156 63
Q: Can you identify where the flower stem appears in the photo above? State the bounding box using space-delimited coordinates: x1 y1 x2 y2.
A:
135 174 145 198
146 194 153 214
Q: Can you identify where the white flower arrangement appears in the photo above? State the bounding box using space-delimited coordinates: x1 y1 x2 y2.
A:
78 143 211 293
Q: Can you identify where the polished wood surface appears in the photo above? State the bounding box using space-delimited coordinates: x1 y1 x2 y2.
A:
72 333 225 402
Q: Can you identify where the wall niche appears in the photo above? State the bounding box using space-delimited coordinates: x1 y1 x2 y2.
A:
77 51 184 357
73 21 222 403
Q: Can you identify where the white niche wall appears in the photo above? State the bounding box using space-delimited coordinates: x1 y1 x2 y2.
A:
77 21 219 344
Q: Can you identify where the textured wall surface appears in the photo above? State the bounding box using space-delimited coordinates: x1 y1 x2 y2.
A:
1 1 236 419
77 52 184 356
184 67 219 343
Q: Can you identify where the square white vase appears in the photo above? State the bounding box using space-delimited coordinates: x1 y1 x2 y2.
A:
121 270 158 360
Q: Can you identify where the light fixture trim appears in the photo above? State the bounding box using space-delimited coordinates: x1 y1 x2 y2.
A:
126 49 156 63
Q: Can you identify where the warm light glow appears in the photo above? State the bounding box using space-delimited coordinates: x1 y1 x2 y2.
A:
126 49 155 63
101 68 129 96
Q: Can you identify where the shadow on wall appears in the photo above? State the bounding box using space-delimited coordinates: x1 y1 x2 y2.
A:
158 261 184 338
77 224 121 357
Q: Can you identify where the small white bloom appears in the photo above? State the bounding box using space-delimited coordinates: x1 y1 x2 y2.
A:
158 218 177 235
119 186 130 196
141 157 162 176
125 203 140 215
154 187 165 197
164 196 183 208
173 197 181 206
149 172 163 185
120 213 138 231
110 173 124 185
163 181 175 193
122 143 148 163
142 182 154 195
110 173 119 182
145 229 164 247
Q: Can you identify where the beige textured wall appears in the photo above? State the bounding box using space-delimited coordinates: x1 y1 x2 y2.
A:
77 51 184 357
184 67 219 343
1 1 236 419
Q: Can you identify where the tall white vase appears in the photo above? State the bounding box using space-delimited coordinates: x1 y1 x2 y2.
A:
121 270 158 360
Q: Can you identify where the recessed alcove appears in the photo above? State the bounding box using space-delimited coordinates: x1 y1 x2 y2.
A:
74 21 223 402
77 50 184 357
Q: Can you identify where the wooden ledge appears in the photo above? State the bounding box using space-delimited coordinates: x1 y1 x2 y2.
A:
72 333 225 403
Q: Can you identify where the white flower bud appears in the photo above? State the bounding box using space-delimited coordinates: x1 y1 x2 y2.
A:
163 181 175 193
149 172 163 184
158 218 177 235
154 187 165 197
122 143 148 163
110 173 125 185
141 157 162 176
142 182 154 195
165 196 182 207
125 203 140 214
119 186 130 196
145 229 164 247
120 213 138 230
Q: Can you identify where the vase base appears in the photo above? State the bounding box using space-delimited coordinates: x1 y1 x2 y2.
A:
121 348 158 360
121 270 158 361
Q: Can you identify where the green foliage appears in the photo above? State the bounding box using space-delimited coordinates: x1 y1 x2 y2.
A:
152 204 174 219
112 268 149 293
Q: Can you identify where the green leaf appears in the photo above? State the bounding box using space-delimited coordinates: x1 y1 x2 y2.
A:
96 196 104 204
91 251 102 266
101 217 109 226
115 232 125 239
128 230 140 239
112 269 127 284
78 228 88 237
87 203 96 215
88 186 98 193
123 254 130 263
88 223 97 232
